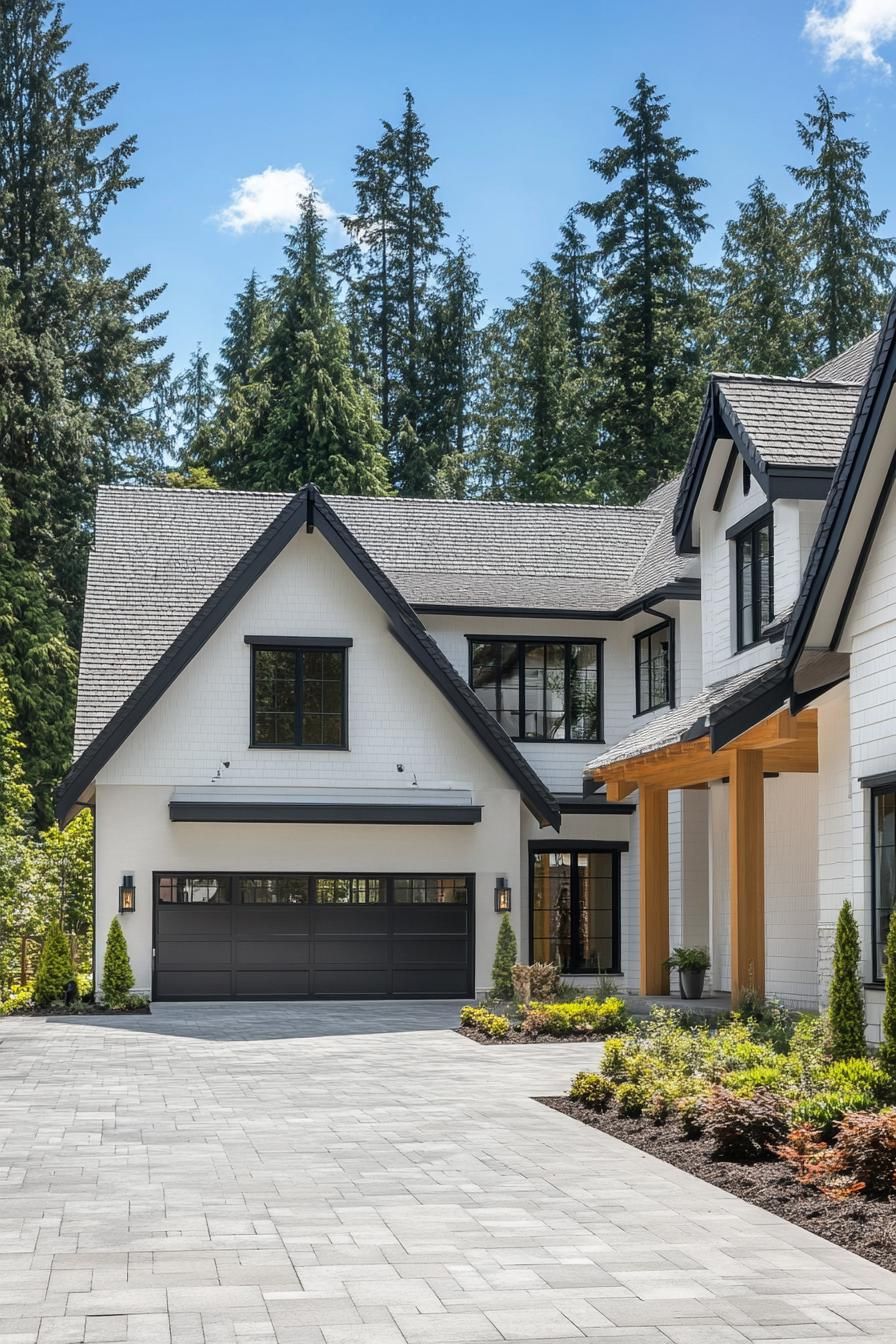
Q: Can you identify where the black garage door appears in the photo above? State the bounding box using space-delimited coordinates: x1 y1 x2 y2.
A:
153 872 474 999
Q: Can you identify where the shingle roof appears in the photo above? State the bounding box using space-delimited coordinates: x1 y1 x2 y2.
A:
74 483 693 756
715 375 861 470
809 332 880 385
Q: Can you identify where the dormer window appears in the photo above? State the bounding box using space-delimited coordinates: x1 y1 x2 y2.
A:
733 513 774 650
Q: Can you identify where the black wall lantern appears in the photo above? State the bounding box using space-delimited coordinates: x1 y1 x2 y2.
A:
494 877 512 913
118 874 136 913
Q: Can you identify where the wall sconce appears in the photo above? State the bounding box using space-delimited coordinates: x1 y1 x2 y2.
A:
494 878 512 913
118 874 136 913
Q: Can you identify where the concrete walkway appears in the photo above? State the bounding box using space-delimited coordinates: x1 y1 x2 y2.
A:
2 1003 896 1344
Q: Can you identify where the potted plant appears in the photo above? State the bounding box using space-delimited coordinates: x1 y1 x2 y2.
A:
664 947 711 1000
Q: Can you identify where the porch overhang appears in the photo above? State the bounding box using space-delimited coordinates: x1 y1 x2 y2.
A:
168 787 483 826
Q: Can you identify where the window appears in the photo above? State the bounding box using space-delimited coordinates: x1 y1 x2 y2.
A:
735 514 773 649
158 875 231 904
240 876 309 904
393 877 468 904
635 622 672 714
872 789 896 981
530 848 619 973
252 645 347 747
470 639 602 742
315 877 383 904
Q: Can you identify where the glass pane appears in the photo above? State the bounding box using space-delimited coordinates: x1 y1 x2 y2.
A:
471 642 519 737
315 877 383 904
300 647 344 746
240 876 309 904
576 852 615 972
639 628 669 711
758 523 773 628
254 649 296 745
739 533 753 644
875 792 896 976
158 875 230 904
569 643 599 739
394 877 468 904
523 643 566 740
531 851 573 970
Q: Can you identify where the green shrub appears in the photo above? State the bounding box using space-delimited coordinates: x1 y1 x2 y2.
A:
0 983 34 1015
792 1088 878 1139
615 1082 647 1117
881 910 896 1077
569 1072 614 1110
701 1086 789 1162
460 1005 510 1038
822 1057 895 1103
600 1036 629 1080
491 913 517 1000
828 901 866 1060
100 918 135 1008
32 924 74 1007
723 1064 789 1097
737 994 796 1053
511 962 558 1003
521 995 628 1037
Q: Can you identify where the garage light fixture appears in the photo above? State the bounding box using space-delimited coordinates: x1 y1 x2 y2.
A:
494 878 511 913
119 874 136 913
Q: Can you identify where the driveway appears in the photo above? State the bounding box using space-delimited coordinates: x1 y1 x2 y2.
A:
2 1002 896 1344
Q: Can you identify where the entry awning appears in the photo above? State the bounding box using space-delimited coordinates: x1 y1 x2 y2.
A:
168 787 482 825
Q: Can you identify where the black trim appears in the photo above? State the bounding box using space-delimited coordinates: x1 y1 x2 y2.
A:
244 635 354 648
411 579 702 621
250 643 348 750
709 670 791 752
713 445 738 513
634 619 674 716
555 796 636 815
768 467 833 501
789 674 848 714
859 770 896 791
734 512 774 651
527 842 625 974
466 636 604 744
870 785 895 984
169 800 482 824
726 502 775 541
57 486 561 830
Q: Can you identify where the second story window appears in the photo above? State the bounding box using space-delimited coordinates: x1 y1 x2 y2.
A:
251 644 347 748
734 513 773 650
470 639 602 743
635 621 672 715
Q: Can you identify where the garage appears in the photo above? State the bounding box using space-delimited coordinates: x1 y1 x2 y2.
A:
153 872 474 999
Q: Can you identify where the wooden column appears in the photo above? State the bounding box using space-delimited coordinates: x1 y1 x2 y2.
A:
728 749 765 1007
639 785 670 995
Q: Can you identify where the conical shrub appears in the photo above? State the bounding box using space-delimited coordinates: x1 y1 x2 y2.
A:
827 900 866 1059
491 912 517 1000
881 910 896 1076
101 917 135 1008
32 923 74 1006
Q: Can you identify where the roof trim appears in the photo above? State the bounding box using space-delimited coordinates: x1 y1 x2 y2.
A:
169 800 483 825
411 579 701 621
58 486 561 830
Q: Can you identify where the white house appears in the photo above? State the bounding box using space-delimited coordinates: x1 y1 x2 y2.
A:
60 297 896 1020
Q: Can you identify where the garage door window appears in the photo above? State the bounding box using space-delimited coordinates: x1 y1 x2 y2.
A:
240 876 309 904
315 876 383 904
158 875 231 904
394 877 468 904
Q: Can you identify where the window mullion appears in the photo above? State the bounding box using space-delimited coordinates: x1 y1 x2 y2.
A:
295 650 303 747
517 641 524 742
564 644 571 741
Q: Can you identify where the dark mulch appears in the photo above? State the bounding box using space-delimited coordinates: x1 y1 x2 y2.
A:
456 1026 605 1046
539 1096 896 1273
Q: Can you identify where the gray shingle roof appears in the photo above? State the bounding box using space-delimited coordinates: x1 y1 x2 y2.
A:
715 375 862 470
809 332 880 385
74 483 691 757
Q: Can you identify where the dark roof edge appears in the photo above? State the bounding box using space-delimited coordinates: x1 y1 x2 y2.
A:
412 579 701 622
707 667 792 753
169 800 483 825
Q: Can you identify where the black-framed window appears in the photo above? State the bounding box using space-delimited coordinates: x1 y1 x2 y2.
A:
393 877 469 904
156 873 470 907
735 514 773 650
158 875 231 904
635 621 672 715
240 876 309 905
530 847 620 973
469 639 602 742
252 645 347 747
872 788 896 982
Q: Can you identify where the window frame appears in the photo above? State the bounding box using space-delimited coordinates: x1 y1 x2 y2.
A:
871 785 896 984
633 619 674 717
732 511 774 651
249 641 349 750
528 841 625 975
155 871 473 907
466 636 604 744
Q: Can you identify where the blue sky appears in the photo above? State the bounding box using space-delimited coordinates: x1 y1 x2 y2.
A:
69 0 896 374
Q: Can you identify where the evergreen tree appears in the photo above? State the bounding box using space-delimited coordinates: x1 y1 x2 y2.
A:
100 917 135 1007
827 900 866 1060
173 344 216 467
881 907 896 1077
0 668 33 991
491 912 517 1000
259 194 390 495
789 88 896 364
216 271 268 389
715 178 806 377
201 273 272 489
468 316 518 499
32 922 74 1006
553 210 599 369
580 73 709 502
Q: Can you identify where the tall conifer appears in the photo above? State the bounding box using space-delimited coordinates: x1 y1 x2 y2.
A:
553 211 599 370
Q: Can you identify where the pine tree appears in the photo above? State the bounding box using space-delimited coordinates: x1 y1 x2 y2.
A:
0 668 33 991
201 273 272 489
553 210 599 370
715 178 807 377
827 900 866 1060
492 913 517 1001
419 238 484 494
173 344 216 468
101 917 135 1008
881 907 896 1077
259 194 390 495
789 88 896 364
468 316 518 499
580 73 709 502
32 922 74 1006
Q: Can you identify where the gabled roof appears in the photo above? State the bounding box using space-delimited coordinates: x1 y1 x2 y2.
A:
58 486 561 829
809 332 880 385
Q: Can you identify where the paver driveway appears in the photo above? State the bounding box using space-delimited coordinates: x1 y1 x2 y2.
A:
2 1002 896 1344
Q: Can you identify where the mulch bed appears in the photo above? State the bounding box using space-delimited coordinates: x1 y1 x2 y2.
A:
5 1002 151 1016
539 1096 896 1272
456 1026 605 1046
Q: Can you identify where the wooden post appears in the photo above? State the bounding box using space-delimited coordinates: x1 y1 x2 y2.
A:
729 749 765 1007
639 785 669 995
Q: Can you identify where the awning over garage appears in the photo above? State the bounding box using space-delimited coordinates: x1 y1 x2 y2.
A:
168 787 482 825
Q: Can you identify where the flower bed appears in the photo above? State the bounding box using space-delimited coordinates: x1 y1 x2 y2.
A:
0 979 150 1015
458 995 628 1044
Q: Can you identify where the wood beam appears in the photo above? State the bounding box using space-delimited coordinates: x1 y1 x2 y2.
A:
605 779 637 802
639 786 670 996
729 749 764 1008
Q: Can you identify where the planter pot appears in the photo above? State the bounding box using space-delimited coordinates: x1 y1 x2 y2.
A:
678 967 706 1000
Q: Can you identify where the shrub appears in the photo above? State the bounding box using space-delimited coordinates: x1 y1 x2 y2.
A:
792 1088 878 1140
32 924 74 1007
822 1057 895 1103
827 901 866 1061
491 913 517 1000
615 1082 647 1117
520 996 628 1037
459 1005 510 1038
701 1086 789 1162
100 918 135 1008
723 1064 788 1098
511 962 559 1004
881 910 896 1077
643 1076 709 1125
826 1110 896 1198
737 994 796 1054
569 1071 614 1110
0 983 34 1016
600 1036 629 1081
787 1013 830 1083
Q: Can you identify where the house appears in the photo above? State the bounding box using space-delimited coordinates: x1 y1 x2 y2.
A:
58 480 700 999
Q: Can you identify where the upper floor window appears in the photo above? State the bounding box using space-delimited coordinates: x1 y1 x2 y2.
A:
872 787 896 982
734 513 773 650
469 639 602 743
251 644 347 748
635 621 672 715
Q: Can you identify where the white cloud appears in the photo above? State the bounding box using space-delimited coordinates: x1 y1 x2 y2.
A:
215 164 339 234
804 0 896 72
